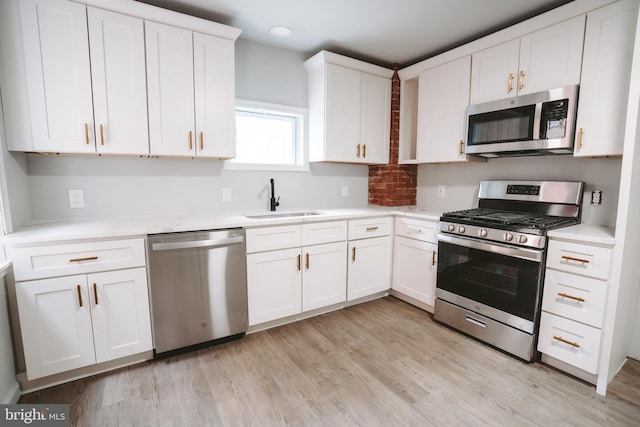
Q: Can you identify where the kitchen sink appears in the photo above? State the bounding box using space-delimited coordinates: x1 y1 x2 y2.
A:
243 210 323 219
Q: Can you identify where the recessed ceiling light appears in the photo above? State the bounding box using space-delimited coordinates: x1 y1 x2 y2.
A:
269 26 292 38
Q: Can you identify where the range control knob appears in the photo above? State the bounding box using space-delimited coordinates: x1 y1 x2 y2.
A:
458 226 466 233
447 224 455 232
504 232 514 242
479 229 488 238
518 235 528 244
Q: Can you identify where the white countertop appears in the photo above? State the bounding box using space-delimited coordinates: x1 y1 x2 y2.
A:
547 223 615 246
0 206 442 246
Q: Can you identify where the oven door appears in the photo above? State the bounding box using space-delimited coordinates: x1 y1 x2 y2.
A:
436 233 544 333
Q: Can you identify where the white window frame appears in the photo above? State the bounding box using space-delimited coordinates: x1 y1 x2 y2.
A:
224 99 309 172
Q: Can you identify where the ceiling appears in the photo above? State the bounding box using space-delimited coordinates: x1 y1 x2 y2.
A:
136 0 573 67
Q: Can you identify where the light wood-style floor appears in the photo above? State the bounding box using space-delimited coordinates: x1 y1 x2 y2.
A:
20 297 640 426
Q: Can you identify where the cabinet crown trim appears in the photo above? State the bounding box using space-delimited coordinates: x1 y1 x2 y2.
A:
304 50 394 78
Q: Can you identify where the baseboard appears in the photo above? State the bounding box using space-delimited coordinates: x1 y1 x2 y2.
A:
2 381 20 404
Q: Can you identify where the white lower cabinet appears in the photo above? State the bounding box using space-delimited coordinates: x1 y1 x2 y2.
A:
538 232 613 378
391 217 438 311
16 267 152 380
347 217 393 301
246 221 348 326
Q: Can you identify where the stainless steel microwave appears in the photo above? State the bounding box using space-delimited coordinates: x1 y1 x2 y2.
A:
465 85 578 158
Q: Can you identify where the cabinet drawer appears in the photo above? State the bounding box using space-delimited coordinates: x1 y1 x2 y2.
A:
348 217 392 240
542 269 607 328
538 312 601 374
546 240 612 280
302 221 347 246
8 238 146 281
394 217 437 243
246 225 302 253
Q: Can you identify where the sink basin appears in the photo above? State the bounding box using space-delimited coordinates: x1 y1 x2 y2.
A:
243 211 323 219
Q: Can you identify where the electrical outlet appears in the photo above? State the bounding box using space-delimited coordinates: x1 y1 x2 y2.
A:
222 188 232 202
437 185 446 198
342 186 349 198
68 189 85 209
591 190 602 205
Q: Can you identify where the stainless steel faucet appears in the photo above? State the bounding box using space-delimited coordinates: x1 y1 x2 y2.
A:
270 178 280 211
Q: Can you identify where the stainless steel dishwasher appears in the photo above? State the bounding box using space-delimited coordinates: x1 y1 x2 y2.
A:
146 229 247 357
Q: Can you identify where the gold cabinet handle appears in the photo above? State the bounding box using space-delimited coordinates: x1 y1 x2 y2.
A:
84 123 90 145
519 70 525 90
459 140 464 155
553 335 580 348
577 128 584 149
297 254 301 271
508 73 514 93
366 226 379 232
362 144 366 158
199 131 204 151
305 253 310 270
189 131 193 150
352 246 356 262
561 255 589 264
432 250 436 266
99 124 105 146
557 292 585 303
69 256 98 263
93 283 99 305
77 285 83 307
356 144 361 158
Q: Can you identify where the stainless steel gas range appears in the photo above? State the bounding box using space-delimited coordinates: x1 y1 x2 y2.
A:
434 180 584 361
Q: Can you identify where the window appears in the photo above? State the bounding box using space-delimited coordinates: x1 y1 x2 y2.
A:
225 100 307 171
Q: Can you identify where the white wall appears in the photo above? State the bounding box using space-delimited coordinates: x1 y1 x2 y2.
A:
24 39 369 223
416 155 621 227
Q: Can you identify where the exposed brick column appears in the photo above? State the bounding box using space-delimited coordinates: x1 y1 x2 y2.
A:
368 67 417 206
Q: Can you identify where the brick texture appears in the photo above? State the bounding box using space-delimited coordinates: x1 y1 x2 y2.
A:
368 68 417 206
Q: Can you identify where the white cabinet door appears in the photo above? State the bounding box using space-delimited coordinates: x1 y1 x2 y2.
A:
16 275 96 380
89 268 152 363
247 248 302 325
469 17 584 104
470 39 520 104
87 7 149 155
146 21 196 157
417 56 471 163
325 64 362 162
360 72 391 164
193 32 236 159
574 0 639 157
392 236 437 310
348 236 392 300
19 0 95 153
302 242 347 311
517 15 585 95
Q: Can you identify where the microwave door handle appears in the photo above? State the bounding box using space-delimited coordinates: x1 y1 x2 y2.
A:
532 102 542 140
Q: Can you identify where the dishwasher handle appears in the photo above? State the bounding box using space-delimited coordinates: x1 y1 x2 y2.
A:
151 235 244 251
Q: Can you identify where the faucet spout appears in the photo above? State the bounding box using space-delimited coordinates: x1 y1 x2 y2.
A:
270 178 280 211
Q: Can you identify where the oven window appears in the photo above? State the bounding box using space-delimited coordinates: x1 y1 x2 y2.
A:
468 105 535 146
437 241 543 321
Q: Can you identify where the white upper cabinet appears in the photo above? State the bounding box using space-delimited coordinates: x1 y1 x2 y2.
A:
2 0 239 157
193 33 236 159
19 0 95 153
574 0 639 157
305 51 393 164
15 0 149 154
417 56 472 163
88 7 149 155
470 16 585 104
146 21 196 157
146 22 236 158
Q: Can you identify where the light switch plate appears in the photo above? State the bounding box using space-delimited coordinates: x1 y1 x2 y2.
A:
341 186 349 198
222 188 232 202
437 185 446 198
68 189 85 209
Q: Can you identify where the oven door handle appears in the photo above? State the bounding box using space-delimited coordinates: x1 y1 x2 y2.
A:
437 233 543 263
